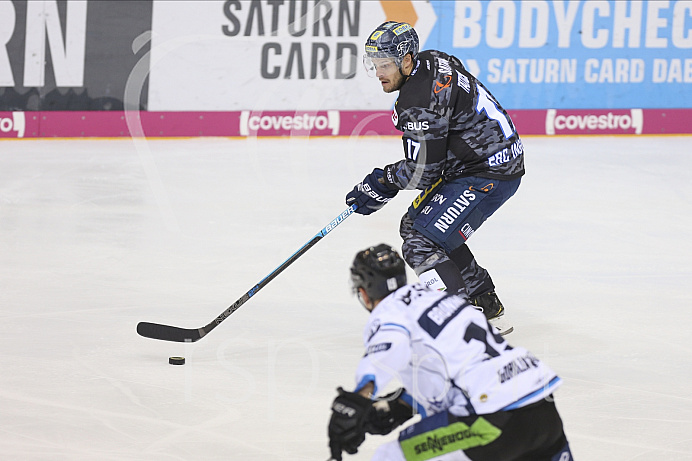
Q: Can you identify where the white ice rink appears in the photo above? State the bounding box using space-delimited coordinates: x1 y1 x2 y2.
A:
1 134 690 460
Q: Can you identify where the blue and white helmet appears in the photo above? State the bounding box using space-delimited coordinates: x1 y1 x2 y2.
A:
363 21 419 76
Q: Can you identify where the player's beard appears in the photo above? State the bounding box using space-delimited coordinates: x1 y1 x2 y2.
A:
381 71 406 93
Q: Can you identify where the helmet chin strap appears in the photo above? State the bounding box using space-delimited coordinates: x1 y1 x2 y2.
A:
397 55 415 81
356 289 367 309
357 290 375 312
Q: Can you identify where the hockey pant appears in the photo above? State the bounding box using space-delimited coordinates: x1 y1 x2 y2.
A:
400 176 520 298
371 399 572 461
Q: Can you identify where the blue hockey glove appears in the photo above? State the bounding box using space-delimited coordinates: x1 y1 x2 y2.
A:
346 168 398 215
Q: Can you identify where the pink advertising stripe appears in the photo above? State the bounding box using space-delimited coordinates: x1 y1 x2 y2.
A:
2 110 691 138
338 111 401 136
35 111 240 137
506 110 547 136
641 109 690 135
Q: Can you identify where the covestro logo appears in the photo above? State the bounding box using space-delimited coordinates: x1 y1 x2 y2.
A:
546 109 643 135
239 111 340 136
0 112 26 138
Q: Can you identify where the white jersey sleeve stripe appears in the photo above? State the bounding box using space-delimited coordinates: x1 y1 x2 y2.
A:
380 322 411 336
500 376 562 411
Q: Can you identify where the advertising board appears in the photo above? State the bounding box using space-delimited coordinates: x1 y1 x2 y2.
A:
147 1 691 111
0 1 690 137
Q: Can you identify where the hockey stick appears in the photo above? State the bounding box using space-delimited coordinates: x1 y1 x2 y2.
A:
137 205 357 342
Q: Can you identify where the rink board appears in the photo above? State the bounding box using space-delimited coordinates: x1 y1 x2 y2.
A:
1 108 690 139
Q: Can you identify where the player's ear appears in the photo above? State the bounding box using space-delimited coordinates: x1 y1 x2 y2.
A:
357 288 374 311
403 53 414 72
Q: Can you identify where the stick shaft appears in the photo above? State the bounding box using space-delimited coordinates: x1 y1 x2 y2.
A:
137 205 357 342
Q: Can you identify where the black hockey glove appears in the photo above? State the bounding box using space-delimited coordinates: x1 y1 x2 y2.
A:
346 168 398 215
328 387 374 460
365 388 415 435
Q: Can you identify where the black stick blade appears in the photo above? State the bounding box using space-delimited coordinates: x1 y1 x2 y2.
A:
137 322 204 343
136 207 356 344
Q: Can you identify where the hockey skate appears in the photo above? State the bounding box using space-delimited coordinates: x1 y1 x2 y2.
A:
470 291 513 336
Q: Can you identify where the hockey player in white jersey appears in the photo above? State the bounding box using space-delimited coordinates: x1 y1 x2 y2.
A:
327 244 572 461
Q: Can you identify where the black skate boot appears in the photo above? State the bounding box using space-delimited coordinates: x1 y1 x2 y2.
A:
469 291 504 321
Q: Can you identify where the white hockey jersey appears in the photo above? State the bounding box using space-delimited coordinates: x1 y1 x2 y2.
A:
354 283 561 417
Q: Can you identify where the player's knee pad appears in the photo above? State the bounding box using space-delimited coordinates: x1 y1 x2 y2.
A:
418 267 448 292
418 259 466 295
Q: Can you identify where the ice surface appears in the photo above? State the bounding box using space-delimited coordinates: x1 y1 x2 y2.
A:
0 135 690 460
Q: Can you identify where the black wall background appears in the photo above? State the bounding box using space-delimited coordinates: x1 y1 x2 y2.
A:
0 0 153 111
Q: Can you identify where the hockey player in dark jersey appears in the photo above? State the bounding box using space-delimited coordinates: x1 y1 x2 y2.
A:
346 21 525 328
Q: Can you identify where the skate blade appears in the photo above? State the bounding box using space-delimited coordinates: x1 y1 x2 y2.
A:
489 316 513 336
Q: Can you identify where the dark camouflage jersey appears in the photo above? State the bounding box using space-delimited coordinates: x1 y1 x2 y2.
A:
382 50 525 191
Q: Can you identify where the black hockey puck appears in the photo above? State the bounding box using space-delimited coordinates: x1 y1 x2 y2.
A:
169 356 185 365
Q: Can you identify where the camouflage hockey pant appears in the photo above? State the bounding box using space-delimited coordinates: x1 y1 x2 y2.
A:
399 176 520 296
